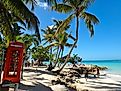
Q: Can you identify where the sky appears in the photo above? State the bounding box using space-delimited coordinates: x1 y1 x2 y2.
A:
33 0 121 60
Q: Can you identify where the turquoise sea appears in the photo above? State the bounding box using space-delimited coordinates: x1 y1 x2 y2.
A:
83 60 121 75
44 60 121 75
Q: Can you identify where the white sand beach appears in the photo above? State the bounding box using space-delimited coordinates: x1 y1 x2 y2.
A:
9 67 121 91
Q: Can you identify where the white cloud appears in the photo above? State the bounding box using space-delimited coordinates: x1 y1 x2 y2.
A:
35 0 48 9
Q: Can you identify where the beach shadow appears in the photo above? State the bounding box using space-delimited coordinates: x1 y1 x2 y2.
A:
34 75 53 85
89 80 121 86
118 81 121 83
24 73 42 77
79 75 105 80
87 81 121 89
19 82 53 91
34 77 48 81
24 68 56 76
19 83 35 90
87 85 121 89
21 77 49 84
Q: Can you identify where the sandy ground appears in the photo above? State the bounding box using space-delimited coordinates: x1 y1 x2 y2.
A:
9 67 121 91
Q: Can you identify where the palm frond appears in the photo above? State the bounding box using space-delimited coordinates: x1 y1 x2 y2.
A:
82 12 99 24
41 29 47 34
13 15 26 28
54 14 74 36
23 0 37 10
43 40 49 45
2 0 41 41
68 34 76 41
76 6 86 16
44 0 57 5
65 43 77 48
81 12 99 37
46 42 59 49
52 4 73 13
82 0 94 8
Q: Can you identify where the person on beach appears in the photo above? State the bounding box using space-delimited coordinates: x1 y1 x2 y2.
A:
96 68 100 78
85 69 89 81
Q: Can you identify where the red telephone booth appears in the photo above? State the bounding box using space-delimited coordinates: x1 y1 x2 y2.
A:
2 42 24 83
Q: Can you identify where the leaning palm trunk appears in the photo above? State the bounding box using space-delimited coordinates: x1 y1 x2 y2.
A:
58 16 79 73
58 48 64 68
47 46 59 71
56 47 62 67
48 46 61 71
53 46 60 67
49 47 53 67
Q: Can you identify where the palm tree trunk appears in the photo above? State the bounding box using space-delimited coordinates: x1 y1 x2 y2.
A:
58 47 64 67
58 16 79 73
57 47 62 67
49 46 53 67
47 46 59 71
53 46 61 68
61 47 64 58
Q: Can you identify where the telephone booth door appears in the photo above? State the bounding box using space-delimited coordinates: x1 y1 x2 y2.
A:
2 42 24 83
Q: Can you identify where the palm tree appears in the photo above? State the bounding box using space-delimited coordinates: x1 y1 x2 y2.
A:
0 2 25 46
52 32 76 68
5 23 25 46
0 0 63 45
68 54 82 67
17 34 39 79
41 26 55 45
0 0 41 41
46 20 76 70
41 24 57 70
17 34 40 63
52 0 99 73
31 46 49 66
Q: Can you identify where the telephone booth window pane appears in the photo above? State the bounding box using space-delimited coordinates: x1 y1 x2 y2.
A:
8 50 20 77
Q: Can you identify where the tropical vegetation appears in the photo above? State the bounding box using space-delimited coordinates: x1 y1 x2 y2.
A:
52 0 99 73
0 0 99 75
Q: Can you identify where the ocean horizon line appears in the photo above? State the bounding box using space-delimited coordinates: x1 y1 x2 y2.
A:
82 59 121 62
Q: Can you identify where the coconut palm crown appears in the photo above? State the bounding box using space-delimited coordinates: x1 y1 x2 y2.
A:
52 0 99 72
